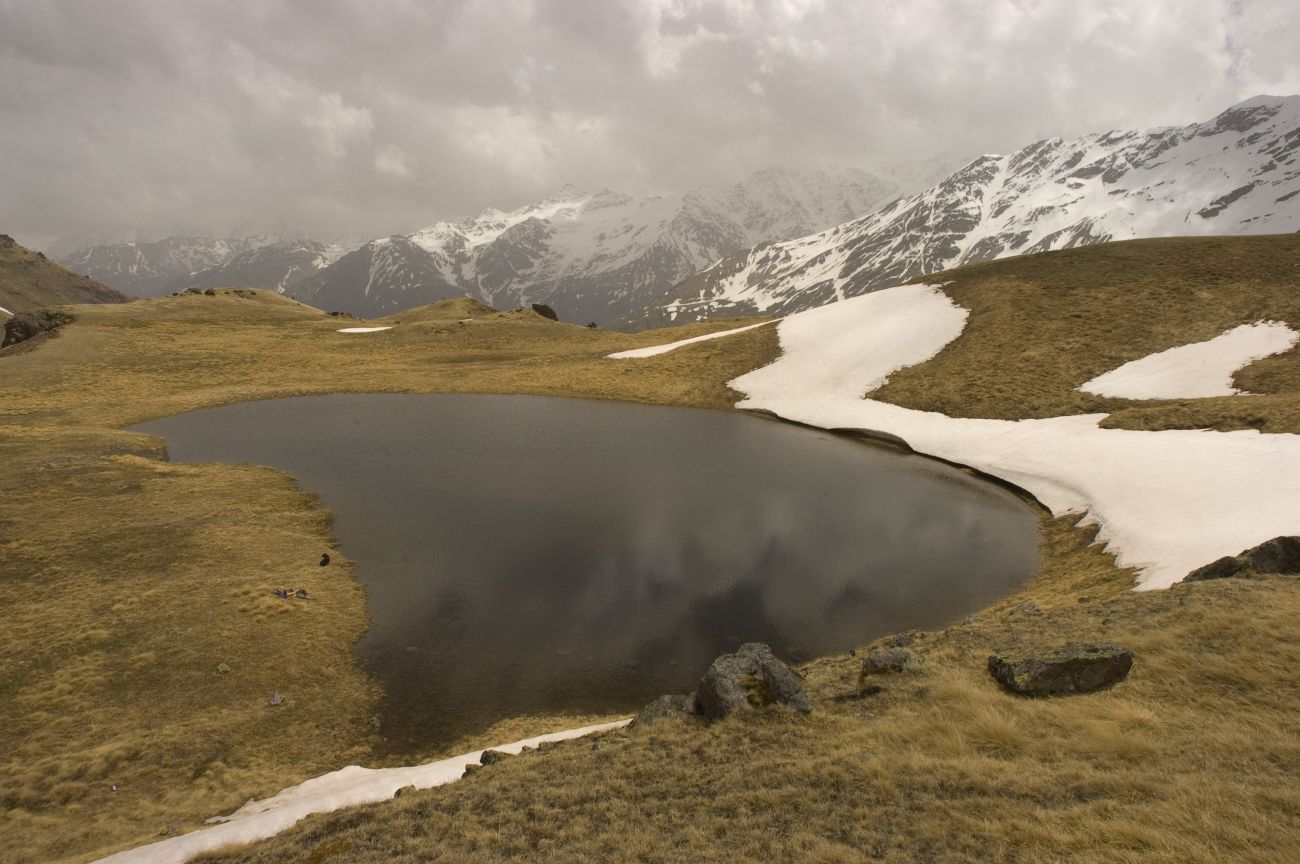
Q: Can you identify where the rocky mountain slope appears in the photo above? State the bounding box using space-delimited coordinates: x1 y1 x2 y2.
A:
185 238 346 294
638 95 1300 327
290 167 919 323
0 233 127 313
61 235 283 297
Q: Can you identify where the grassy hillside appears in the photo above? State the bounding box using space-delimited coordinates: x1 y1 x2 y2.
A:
0 234 128 312
5 235 1300 863
872 234 1300 432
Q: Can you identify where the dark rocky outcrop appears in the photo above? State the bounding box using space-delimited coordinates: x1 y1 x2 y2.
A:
633 642 811 727
479 749 513 766
2 309 75 348
695 642 812 719
530 302 559 321
988 643 1134 696
631 694 696 728
1184 536 1300 582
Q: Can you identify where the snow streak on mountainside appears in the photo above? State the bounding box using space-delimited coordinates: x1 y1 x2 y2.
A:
290 167 908 323
643 96 1300 327
186 239 347 294
61 237 280 297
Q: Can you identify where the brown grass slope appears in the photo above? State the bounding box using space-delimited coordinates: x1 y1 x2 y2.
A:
191 236 1300 864
0 287 777 864
0 234 128 313
872 233 1300 433
8 234 1300 864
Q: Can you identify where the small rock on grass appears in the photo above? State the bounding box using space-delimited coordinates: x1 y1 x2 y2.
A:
859 648 917 676
988 643 1133 697
1184 535 1300 582
479 749 512 766
631 694 696 728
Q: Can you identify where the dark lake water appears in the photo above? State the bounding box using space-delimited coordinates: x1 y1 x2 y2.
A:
132 394 1039 751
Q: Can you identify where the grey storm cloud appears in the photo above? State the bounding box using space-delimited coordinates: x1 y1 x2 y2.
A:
2 0 1298 251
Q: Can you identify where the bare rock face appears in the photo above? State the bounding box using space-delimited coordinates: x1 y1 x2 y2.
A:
2 309 74 348
988 643 1134 697
694 642 812 720
1184 536 1300 582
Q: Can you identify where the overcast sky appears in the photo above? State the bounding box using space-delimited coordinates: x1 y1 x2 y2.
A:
2 0 1298 252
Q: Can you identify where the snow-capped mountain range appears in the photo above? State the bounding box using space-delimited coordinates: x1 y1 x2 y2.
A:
639 95 1300 327
61 236 284 298
288 166 929 323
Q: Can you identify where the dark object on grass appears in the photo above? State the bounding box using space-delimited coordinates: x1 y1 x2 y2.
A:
695 642 812 719
294 588 309 599
587 321 597 328
859 648 916 677
273 588 290 599
630 694 696 728
988 643 1133 696
479 749 513 766
1184 536 1300 582
2 309 75 348
530 303 558 321
319 552 331 566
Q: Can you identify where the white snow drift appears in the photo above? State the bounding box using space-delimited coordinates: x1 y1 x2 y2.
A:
608 320 774 359
1080 322 1299 399
95 720 629 864
725 284 1300 591
335 326 393 334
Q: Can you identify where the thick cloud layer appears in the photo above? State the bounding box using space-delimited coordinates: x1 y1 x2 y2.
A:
2 0 1297 252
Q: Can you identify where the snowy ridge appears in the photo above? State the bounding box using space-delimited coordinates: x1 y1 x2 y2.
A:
727 285 1300 590
291 167 912 324
62 236 282 298
650 96 1300 325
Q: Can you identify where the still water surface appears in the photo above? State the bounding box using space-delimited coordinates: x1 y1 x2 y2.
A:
133 394 1038 751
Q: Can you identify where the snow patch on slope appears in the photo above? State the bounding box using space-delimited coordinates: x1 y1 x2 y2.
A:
94 720 629 864
730 285 1300 590
1080 322 1299 399
608 320 774 359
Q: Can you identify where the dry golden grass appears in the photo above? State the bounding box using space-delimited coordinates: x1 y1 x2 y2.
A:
199 515 1300 864
0 289 777 863
8 235 1300 863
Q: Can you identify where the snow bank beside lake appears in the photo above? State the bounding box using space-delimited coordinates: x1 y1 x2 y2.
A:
729 285 1300 590
1080 321 1299 399
336 326 394 333
95 720 629 864
608 320 773 359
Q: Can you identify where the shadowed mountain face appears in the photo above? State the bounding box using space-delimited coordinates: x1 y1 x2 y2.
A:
636 95 1300 328
0 234 127 313
289 167 917 325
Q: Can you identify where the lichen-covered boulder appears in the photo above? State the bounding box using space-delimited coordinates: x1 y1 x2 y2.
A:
694 642 811 720
1184 536 1300 582
988 643 1133 696
530 302 558 321
631 693 696 728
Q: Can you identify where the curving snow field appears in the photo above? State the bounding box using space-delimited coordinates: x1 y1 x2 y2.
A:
336 326 394 334
723 284 1300 590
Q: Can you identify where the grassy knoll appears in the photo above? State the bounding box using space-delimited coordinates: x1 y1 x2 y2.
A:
0 290 776 863
872 234 1300 432
0 235 127 312
7 234 1300 863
